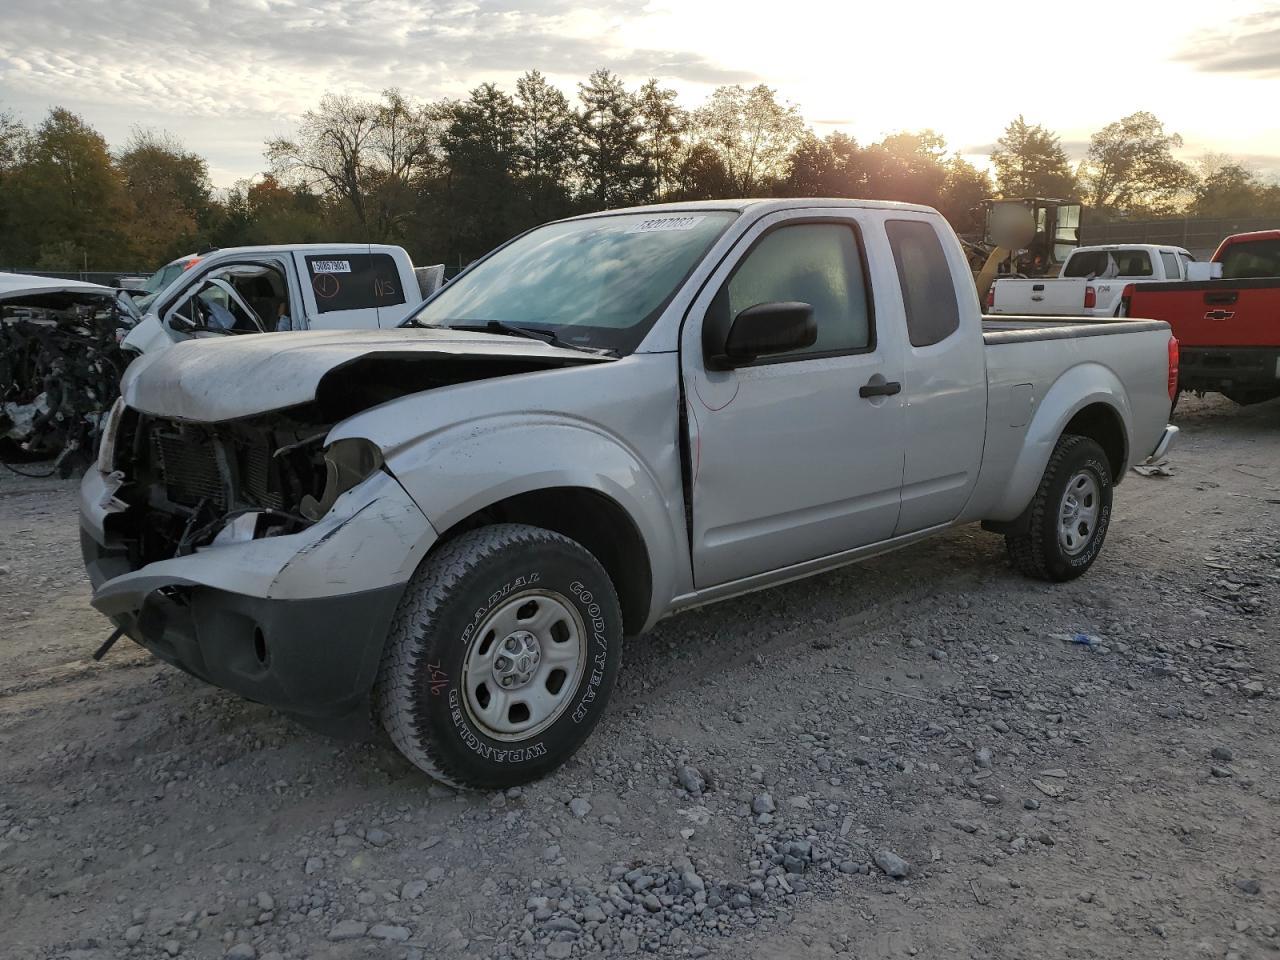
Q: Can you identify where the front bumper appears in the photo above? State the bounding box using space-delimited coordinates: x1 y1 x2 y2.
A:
81 467 438 726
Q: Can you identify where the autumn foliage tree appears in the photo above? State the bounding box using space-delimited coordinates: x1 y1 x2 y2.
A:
1 86 1273 273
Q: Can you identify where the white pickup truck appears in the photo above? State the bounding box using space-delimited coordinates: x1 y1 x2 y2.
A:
121 243 445 354
81 199 1178 789
988 243 1196 318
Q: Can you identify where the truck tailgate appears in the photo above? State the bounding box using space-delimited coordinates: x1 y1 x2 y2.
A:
1127 279 1280 348
989 278 1085 316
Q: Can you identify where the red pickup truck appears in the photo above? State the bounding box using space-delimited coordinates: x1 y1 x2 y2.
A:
1123 230 1280 405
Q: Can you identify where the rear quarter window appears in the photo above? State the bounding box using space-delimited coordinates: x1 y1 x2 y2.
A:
1219 238 1280 279
885 220 960 348
306 254 406 313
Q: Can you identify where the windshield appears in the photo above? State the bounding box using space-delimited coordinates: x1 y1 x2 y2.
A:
1063 249 1153 278
1220 238 1280 279
407 211 737 353
133 258 194 311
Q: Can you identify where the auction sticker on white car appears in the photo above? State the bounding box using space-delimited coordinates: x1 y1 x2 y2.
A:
626 216 706 233
311 260 352 273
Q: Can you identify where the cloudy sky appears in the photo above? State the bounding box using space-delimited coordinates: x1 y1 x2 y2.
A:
2 0 1278 187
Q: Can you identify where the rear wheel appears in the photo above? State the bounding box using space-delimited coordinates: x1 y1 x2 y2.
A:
377 523 623 789
1006 434 1113 582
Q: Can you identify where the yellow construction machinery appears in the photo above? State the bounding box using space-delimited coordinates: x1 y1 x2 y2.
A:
967 198 1082 304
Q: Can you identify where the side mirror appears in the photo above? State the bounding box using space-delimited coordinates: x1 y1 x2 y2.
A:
709 301 816 367
168 304 200 333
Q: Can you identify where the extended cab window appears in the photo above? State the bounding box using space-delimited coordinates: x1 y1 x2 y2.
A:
1160 251 1181 278
885 219 959 348
306 254 405 314
718 222 871 359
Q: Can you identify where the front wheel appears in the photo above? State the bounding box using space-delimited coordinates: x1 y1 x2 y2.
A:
1005 434 1113 582
376 523 623 789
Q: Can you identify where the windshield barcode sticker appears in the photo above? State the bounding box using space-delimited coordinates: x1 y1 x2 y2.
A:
627 215 706 234
311 260 351 273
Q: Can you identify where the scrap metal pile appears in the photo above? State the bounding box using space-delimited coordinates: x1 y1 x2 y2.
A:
0 282 134 476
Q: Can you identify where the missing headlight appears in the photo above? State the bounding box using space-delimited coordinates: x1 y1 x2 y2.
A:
299 438 384 522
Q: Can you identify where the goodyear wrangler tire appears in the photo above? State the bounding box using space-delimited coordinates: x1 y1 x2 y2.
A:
1005 434 1113 583
376 523 622 789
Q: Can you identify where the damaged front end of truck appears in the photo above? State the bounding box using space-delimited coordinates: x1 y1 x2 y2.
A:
80 328 610 731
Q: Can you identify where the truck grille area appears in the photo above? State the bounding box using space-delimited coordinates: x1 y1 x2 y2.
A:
109 410 330 564
150 428 227 510
147 424 285 513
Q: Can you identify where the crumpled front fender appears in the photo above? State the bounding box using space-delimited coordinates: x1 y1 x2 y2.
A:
85 469 438 618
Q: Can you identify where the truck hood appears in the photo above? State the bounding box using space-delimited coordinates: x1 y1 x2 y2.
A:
120 327 614 422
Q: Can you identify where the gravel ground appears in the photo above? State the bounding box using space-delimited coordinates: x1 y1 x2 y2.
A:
2 393 1278 960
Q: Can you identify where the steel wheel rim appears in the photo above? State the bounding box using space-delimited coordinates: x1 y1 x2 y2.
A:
1058 470 1101 556
460 589 586 742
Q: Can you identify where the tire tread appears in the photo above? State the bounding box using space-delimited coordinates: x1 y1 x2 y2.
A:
1005 433 1097 582
376 523 611 789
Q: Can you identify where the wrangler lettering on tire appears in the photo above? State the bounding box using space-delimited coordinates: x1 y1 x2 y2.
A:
376 523 623 789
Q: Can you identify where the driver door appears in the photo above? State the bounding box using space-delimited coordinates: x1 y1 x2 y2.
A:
681 211 907 588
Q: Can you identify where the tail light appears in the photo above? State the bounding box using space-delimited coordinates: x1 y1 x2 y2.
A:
1168 335 1179 402
1118 283 1135 317
985 285 995 309
1083 285 1097 309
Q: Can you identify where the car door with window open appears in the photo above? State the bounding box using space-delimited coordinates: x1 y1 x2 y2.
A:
681 212 907 588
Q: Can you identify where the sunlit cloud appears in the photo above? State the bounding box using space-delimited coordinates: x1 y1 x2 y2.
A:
0 0 1277 186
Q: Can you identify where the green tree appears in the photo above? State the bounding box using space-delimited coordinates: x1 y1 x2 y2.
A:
211 175 330 247
991 116 1076 198
937 156 993 235
1188 156 1280 219
861 130 950 206
3 108 132 269
636 79 687 200
781 131 865 197
670 142 732 200
116 129 215 264
438 84 522 262
694 84 804 197
513 71 578 222
577 69 645 207
1081 111 1195 217
0 106 27 265
0 106 24 171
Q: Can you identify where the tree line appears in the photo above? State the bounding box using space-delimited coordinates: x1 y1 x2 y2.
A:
2 70 1278 272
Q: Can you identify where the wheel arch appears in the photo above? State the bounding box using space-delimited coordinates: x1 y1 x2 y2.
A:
982 364 1133 524
1061 402 1127 483
433 486 654 636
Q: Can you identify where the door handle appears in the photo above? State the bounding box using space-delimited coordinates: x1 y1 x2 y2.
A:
1204 290 1238 305
859 380 902 398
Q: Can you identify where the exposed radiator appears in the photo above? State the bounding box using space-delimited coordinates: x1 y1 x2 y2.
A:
150 428 225 510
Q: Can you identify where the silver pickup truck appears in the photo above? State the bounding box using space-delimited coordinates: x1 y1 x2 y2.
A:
81 199 1178 788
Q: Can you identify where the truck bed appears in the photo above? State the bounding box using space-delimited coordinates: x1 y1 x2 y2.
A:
982 316 1169 344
